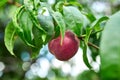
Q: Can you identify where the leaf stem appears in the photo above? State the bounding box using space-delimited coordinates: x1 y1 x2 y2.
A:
88 42 100 50
78 36 100 50
78 35 86 40
91 28 104 35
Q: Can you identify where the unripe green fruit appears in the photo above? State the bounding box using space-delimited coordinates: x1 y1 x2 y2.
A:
48 30 80 61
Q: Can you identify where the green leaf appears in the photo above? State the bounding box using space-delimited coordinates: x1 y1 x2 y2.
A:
77 70 99 80
0 0 7 7
24 0 34 11
13 6 35 47
12 6 24 40
37 2 55 34
83 16 108 69
31 27 52 59
28 11 46 33
100 11 120 79
91 16 109 29
32 27 44 59
85 16 109 44
83 42 92 69
51 11 65 40
19 11 33 44
82 12 96 23
84 27 92 44
91 16 109 38
4 21 16 56
55 1 64 11
13 6 24 26
63 6 83 36
68 2 83 10
37 14 54 35
63 6 91 68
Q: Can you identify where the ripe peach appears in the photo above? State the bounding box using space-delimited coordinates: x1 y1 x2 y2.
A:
48 30 79 61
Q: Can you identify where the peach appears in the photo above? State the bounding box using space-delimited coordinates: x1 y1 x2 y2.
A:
48 30 79 61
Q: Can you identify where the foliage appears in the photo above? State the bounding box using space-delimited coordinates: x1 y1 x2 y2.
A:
0 0 120 80
100 11 120 80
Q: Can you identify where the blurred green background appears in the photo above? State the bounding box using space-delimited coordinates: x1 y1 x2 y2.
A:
0 0 120 80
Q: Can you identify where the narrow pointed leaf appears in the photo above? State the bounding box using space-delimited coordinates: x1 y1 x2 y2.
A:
83 42 92 69
4 21 16 56
51 11 65 39
18 11 34 46
12 6 35 47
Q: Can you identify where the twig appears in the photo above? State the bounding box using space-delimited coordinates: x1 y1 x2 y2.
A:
78 36 100 50
88 42 100 50
7 0 21 7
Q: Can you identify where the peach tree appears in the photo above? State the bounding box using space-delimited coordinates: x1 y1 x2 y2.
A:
4 0 120 80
